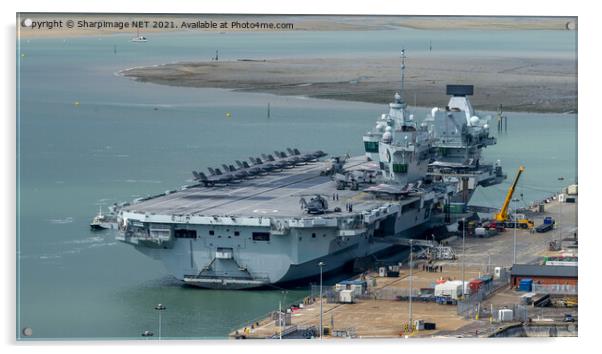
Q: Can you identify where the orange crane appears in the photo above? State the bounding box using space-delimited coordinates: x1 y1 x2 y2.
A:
494 165 534 229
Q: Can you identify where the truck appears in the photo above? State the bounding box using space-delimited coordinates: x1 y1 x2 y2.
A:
535 217 555 233
503 215 535 229
483 221 506 232
475 227 498 238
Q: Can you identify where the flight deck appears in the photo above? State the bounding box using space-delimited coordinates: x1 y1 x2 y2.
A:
122 156 385 219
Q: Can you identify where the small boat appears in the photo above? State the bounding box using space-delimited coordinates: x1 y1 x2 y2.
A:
130 29 148 43
90 206 117 230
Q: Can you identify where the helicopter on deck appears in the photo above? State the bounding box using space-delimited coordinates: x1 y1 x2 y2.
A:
299 194 329 214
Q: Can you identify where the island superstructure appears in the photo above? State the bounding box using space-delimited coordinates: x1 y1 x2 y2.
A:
115 50 505 289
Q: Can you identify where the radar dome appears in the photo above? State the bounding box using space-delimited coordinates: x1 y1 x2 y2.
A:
382 132 392 143
470 116 480 126
483 124 489 130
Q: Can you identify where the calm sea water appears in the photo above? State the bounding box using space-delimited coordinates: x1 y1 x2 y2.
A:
17 28 576 339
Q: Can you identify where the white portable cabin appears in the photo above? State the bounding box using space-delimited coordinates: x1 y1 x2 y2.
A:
497 309 514 322
434 281 463 299
339 289 355 303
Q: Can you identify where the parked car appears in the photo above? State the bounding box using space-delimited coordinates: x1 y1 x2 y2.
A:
563 313 575 322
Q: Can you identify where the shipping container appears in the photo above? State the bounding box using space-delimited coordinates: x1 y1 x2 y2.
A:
519 278 533 292
478 274 493 284
469 279 484 294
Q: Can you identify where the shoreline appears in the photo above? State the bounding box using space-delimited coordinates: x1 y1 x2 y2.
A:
120 56 577 114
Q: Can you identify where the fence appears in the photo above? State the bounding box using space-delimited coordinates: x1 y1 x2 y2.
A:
310 263 512 305
458 303 529 322
309 285 341 304
532 284 578 295
459 303 572 324
457 269 511 316
370 287 420 301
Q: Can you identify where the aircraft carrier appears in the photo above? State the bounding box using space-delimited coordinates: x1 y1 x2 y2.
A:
115 51 505 289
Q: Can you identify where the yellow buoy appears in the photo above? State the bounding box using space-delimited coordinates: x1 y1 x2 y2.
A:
74 101 80 106
21 53 25 58
225 112 232 118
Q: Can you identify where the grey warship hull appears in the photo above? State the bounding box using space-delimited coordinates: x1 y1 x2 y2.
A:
117 157 452 289
117 154 500 289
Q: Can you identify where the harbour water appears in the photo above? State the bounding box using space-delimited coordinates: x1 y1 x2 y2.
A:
17 28 576 339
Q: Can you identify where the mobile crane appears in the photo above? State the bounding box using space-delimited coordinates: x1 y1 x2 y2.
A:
487 166 534 229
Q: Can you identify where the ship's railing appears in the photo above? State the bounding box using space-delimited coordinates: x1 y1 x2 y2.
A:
123 229 171 244
270 208 394 234
362 204 399 224
125 230 150 239
338 215 364 230
287 218 339 228
278 217 362 229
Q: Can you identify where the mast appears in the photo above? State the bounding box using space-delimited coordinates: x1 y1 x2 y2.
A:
399 49 406 105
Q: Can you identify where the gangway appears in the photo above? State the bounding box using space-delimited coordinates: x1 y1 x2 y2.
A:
374 237 456 260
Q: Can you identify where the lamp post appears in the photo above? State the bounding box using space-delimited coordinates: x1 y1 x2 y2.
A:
155 303 166 340
512 198 520 265
558 177 564 241
461 217 465 297
279 290 288 340
409 239 414 332
318 261 325 339
279 300 282 340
